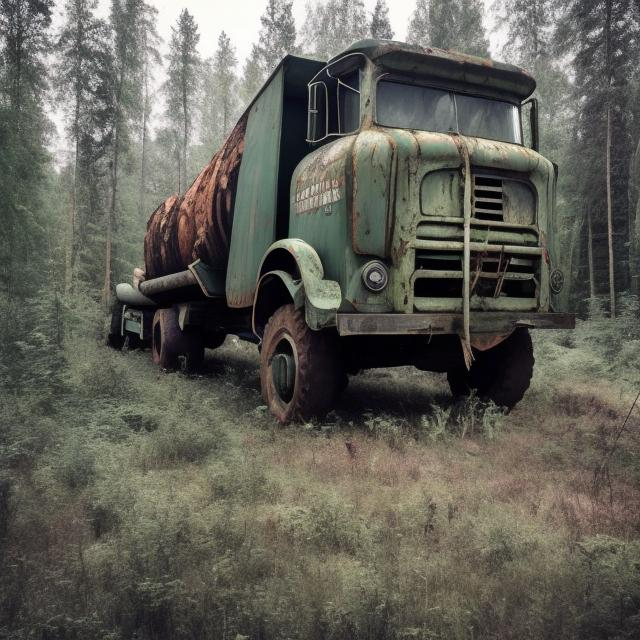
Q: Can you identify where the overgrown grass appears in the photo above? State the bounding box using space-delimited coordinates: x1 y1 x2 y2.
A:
1 303 639 639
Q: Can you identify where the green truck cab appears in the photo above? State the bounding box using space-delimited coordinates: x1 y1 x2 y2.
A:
110 39 574 423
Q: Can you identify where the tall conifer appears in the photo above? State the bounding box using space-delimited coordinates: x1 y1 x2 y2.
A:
370 0 394 39
406 0 488 57
164 8 200 194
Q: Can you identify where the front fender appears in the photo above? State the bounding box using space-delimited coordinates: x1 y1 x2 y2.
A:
255 239 342 332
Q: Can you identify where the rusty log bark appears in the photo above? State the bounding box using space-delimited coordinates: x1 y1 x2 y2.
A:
144 115 247 279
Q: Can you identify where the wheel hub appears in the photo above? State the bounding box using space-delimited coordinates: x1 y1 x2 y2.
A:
271 342 296 403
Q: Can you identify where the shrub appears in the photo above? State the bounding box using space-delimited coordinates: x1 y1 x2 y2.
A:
420 395 505 441
53 437 96 491
137 419 222 468
280 493 370 555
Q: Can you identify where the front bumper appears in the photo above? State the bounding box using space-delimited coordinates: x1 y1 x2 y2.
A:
336 311 575 336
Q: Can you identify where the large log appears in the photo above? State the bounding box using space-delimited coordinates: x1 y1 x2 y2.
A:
144 115 247 279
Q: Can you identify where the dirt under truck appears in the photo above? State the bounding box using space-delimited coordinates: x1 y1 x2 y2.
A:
108 39 575 423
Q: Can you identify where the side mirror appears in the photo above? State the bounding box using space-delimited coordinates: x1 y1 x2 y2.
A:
522 98 539 152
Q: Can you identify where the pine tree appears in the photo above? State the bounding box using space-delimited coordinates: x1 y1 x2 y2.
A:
240 44 264 106
102 0 146 304
55 0 113 293
201 31 238 150
497 0 555 68
407 0 429 45
0 0 64 385
258 0 296 73
406 0 488 57
370 0 394 40
455 0 489 56
164 8 200 195
239 0 296 110
0 0 53 297
138 2 160 223
302 0 369 59
630 138 640 294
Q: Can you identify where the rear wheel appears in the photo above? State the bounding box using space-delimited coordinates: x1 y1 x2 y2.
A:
260 304 342 423
107 302 125 350
151 308 204 372
447 328 534 409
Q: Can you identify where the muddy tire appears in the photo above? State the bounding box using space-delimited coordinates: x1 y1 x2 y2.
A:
150 309 180 369
152 308 205 372
447 328 534 409
107 302 125 350
260 304 342 423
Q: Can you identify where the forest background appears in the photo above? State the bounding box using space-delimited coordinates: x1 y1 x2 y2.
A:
1 1 640 639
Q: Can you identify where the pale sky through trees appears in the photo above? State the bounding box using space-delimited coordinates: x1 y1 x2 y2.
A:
51 0 502 65
48 0 504 162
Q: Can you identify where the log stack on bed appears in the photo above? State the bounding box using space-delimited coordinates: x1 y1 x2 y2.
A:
143 115 247 279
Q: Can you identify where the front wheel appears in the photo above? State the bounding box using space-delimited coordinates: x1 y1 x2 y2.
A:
447 328 534 409
260 304 342 423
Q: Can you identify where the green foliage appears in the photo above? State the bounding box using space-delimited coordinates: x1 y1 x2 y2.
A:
575 536 640 639
370 0 394 40
54 437 97 491
258 0 297 72
200 31 239 152
138 417 222 467
301 0 369 58
363 396 504 449
164 8 200 194
536 293 640 389
1 317 639 639
557 0 640 305
407 0 489 57
282 494 369 554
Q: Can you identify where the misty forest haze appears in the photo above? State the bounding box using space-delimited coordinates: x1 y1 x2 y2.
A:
0 1 639 638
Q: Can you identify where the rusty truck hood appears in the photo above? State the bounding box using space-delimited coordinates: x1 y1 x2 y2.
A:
350 127 555 259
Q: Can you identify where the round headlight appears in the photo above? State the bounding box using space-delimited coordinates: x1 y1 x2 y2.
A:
550 268 564 294
362 261 389 292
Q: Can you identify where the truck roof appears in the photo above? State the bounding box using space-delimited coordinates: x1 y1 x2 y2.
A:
330 39 536 101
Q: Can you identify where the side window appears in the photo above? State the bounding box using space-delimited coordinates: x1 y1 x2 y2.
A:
338 70 360 134
307 54 364 143
307 82 328 142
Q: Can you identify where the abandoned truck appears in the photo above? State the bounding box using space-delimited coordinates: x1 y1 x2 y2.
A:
108 39 575 423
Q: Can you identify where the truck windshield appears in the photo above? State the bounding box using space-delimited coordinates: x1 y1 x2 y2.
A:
376 80 522 144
